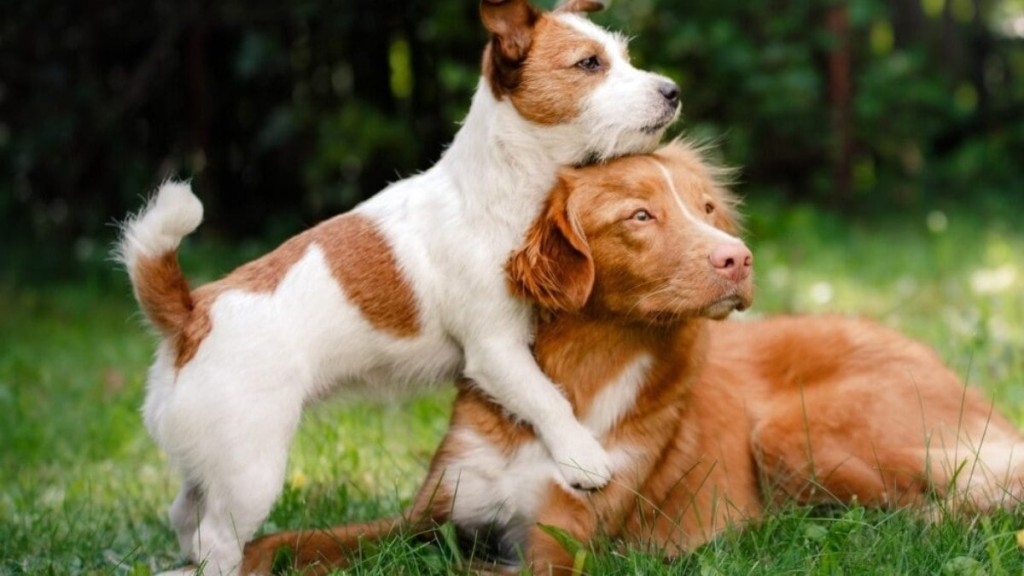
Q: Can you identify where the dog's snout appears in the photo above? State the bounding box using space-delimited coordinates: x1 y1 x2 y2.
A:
710 243 752 283
659 82 680 107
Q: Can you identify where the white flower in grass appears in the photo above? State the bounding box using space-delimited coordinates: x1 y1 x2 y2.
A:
768 266 789 289
987 317 1019 347
926 210 948 234
809 281 833 305
970 264 1016 295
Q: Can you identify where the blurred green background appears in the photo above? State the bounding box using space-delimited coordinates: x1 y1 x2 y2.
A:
2 2 1024 572
3 0 1023 283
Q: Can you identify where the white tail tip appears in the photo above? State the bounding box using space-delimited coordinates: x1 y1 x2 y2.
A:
118 180 204 268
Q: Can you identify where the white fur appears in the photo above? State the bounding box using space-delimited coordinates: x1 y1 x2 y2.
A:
121 11 679 576
444 355 654 532
583 354 652 436
652 160 740 245
929 432 1024 511
118 181 203 271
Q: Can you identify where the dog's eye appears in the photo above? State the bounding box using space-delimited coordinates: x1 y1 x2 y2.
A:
576 55 602 72
632 209 653 222
704 202 715 215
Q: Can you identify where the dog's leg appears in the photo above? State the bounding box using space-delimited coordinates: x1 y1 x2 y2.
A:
525 488 594 575
750 400 932 509
916 442 1024 514
240 445 455 575
169 480 204 562
524 471 650 575
157 363 305 575
752 362 1024 515
463 338 611 490
184 451 292 575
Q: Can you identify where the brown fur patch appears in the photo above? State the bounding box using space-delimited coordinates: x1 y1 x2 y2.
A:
509 16 610 124
481 0 541 97
134 252 195 337
174 214 420 369
314 214 421 338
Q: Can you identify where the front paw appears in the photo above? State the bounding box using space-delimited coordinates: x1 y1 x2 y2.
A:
552 431 612 490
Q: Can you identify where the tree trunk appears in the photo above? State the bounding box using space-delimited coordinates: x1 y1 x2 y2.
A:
826 3 852 203
890 0 926 50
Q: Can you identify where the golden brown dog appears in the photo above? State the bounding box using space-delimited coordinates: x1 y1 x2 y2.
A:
242 141 1024 575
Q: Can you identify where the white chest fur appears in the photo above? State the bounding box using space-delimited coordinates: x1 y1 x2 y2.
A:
444 354 653 531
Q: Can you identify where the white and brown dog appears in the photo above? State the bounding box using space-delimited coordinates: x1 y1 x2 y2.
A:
117 1 679 574
242 141 1024 575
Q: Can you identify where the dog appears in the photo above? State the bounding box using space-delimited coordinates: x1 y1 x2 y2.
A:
241 140 1024 575
117 1 680 573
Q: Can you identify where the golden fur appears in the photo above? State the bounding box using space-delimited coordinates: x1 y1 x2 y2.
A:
242 141 1024 575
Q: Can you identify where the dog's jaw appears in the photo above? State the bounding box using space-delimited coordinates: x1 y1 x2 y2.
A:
701 294 750 320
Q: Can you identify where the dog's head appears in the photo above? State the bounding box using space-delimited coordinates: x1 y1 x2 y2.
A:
508 140 753 323
480 0 680 163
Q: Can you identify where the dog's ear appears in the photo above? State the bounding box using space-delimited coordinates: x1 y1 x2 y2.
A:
555 0 606 14
481 0 540 96
506 176 594 313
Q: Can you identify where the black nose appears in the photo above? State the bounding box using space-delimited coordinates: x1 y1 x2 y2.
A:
659 82 680 106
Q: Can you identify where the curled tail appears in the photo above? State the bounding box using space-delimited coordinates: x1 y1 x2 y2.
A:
116 181 204 338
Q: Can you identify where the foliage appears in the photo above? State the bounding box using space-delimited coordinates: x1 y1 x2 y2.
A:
1 0 1022 572
612 0 1024 205
2 0 1022 266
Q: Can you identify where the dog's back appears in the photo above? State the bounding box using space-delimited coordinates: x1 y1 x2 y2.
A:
714 316 1024 513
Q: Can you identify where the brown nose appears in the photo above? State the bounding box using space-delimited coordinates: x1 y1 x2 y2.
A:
710 243 752 283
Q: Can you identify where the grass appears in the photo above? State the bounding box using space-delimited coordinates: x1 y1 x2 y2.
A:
1 198 1022 574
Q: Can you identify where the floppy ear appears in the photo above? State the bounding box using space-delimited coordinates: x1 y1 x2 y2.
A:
555 0 606 14
481 0 540 96
506 177 594 312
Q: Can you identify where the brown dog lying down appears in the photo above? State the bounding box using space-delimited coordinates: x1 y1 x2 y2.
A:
242 141 1024 574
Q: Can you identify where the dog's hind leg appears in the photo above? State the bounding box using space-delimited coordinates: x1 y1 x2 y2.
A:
169 480 204 562
921 442 1024 514
750 401 932 509
158 362 306 575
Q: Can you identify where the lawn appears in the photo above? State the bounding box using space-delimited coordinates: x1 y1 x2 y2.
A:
1 198 1022 574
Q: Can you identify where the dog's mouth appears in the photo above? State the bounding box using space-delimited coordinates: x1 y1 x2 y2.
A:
641 292 750 325
640 118 672 135
640 105 681 135
702 293 751 320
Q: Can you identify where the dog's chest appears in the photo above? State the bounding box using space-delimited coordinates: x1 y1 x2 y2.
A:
442 354 654 536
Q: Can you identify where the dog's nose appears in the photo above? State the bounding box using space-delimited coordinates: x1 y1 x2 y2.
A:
710 243 752 283
659 82 680 107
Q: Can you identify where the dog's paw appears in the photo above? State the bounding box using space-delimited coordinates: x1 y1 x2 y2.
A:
552 430 612 490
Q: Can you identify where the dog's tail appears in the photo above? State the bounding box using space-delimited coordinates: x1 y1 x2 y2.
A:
242 517 407 574
116 181 204 338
